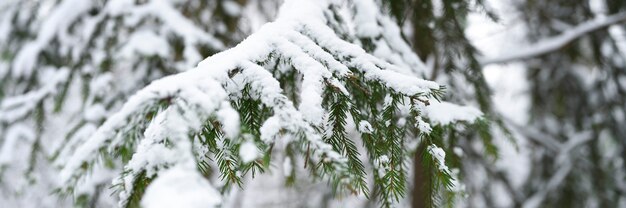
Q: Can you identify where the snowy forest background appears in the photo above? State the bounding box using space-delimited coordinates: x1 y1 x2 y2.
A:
1 0 625 207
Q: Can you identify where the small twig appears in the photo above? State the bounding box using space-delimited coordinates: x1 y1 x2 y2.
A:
346 74 371 95
481 12 626 65
412 97 430 106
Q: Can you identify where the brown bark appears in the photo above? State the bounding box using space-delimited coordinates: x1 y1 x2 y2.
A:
411 0 436 207
412 143 429 208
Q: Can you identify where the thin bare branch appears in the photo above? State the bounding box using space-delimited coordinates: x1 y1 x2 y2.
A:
481 12 626 65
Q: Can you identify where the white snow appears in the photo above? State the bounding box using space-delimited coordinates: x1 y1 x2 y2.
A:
432 0 444 17
352 0 380 38
424 101 483 125
222 1 242 17
120 30 170 58
481 12 626 64
426 144 465 193
283 157 292 177
358 120 373 134
453 147 464 157
217 104 241 139
427 145 447 172
260 116 281 143
239 141 260 163
61 71 232 187
84 105 107 122
416 117 432 134
375 155 390 170
126 0 224 50
11 0 91 78
0 125 36 166
0 67 70 122
141 166 222 208
89 72 114 97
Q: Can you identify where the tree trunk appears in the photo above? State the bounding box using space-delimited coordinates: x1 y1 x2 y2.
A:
412 143 429 208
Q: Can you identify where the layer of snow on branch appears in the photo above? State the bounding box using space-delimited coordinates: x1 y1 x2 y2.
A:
141 166 222 208
0 67 70 122
427 145 448 172
425 101 482 125
0 125 36 166
352 0 379 37
11 0 91 78
283 157 293 176
120 30 170 58
427 144 464 192
221 0 242 17
358 120 373 134
239 141 260 163
216 104 241 139
481 12 626 64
